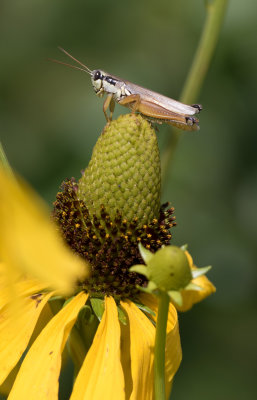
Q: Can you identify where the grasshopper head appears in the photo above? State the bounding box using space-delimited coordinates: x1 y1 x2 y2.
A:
91 70 106 96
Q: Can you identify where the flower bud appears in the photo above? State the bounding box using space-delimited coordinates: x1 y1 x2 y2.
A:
147 246 192 291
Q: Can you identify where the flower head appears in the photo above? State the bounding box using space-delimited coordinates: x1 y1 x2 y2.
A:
0 114 215 399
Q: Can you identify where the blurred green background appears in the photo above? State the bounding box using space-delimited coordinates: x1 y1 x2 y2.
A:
1 0 256 399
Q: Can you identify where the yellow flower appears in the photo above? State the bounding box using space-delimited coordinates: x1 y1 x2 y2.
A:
0 169 181 399
0 175 214 400
0 115 215 399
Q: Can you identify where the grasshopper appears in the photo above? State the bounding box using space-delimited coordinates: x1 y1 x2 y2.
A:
51 47 202 131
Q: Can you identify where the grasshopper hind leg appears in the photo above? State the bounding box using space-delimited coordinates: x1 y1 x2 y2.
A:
166 114 199 131
144 114 199 131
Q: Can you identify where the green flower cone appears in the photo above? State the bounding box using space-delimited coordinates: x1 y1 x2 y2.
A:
78 114 161 225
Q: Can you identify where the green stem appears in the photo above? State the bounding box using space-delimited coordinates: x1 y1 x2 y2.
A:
161 0 229 184
0 141 14 177
154 291 170 400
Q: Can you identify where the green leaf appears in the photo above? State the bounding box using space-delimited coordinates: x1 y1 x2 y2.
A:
134 302 156 317
48 295 63 302
184 282 202 291
76 305 93 326
62 297 74 307
191 265 212 279
138 243 154 263
117 306 127 325
90 298 105 321
180 244 188 251
168 290 183 306
130 264 148 277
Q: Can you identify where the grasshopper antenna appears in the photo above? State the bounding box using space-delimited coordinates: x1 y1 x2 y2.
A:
48 47 93 75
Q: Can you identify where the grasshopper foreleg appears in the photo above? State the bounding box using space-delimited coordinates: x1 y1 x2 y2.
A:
103 93 115 121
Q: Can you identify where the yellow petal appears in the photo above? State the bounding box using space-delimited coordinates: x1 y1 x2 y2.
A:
0 169 89 295
176 251 216 312
120 300 155 400
70 296 125 400
139 293 182 399
0 276 47 312
0 291 53 385
8 292 88 400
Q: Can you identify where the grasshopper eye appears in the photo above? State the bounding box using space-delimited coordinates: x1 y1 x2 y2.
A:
93 70 102 81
